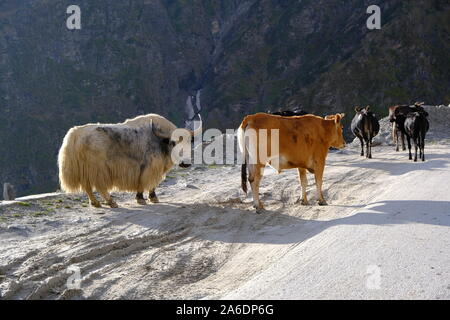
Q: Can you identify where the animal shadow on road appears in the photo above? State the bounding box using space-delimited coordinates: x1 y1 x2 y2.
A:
103 200 450 245
341 155 450 176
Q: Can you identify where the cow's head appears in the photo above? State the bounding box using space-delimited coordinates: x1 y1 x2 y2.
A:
151 115 202 168
327 113 346 149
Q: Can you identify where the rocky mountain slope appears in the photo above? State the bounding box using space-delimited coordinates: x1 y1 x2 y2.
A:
0 0 449 196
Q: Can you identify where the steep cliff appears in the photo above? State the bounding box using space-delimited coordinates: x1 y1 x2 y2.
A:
0 0 449 196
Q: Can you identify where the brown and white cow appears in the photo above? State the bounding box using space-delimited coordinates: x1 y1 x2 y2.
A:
238 113 346 213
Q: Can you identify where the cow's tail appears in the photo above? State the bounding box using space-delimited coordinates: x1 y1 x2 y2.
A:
237 118 249 194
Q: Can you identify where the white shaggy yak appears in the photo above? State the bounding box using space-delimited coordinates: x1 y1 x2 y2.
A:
58 114 201 208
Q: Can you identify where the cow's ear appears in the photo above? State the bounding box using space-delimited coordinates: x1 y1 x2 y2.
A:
340 113 345 118
354 106 361 112
335 114 342 124
365 105 370 111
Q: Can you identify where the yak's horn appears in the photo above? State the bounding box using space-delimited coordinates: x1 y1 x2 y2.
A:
151 119 171 139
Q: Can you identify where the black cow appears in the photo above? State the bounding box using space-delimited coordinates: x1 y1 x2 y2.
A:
351 106 380 159
388 104 409 151
267 108 309 116
404 112 429 162
390 102 429 160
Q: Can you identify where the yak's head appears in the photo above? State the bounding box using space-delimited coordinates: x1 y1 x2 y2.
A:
151 115 202 168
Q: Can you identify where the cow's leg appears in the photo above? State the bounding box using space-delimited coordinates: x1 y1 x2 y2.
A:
413 138 418 162
149 189 159 203
135 192 147 205
401 132 406 151
85 185 101 208
98 189 118 208
421 134 426 162
297 168 309 205
406 135 412 160
368 138 373 159
393 124 399 151
365 139 370 159
248 164 264 213
359 137 364 156
314 166 327 206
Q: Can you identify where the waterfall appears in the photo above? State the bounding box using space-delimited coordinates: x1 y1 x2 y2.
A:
184 90 202 130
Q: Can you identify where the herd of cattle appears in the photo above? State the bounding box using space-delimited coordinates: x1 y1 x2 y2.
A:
58 102 430 212
349 102 430 162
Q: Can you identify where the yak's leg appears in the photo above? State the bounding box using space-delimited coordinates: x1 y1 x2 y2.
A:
406 136 412 160
248 164 264 213
135 192 147 205
136 165 154 205
359 137 364 156
85 185 101 208
314 165 327 206
149 189 159 203
98 189 118 208
297 168 309 205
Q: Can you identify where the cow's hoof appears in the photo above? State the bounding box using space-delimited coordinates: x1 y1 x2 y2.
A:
136 198 147 205
149 197 159 203
90 200 102 208
301 199 309 206
108 201 119 208
253 204 264 213
318 200 328 206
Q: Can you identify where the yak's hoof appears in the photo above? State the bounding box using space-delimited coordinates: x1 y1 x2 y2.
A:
136 198 147 205
318 200 328 206
149 196 159 204
108 201 119 208
90 200 102 208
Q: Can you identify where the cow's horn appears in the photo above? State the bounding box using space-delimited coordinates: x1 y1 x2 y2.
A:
189 114 202 137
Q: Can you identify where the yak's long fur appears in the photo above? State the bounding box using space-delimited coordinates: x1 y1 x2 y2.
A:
58 115 176 197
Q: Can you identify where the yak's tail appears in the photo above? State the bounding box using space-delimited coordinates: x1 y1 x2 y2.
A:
58 127 83 193
237 118 249 194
